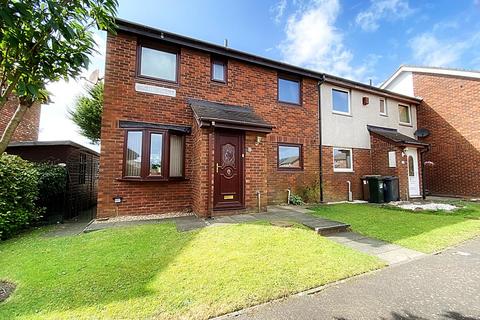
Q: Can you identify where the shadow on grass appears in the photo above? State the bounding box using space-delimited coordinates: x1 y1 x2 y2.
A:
0 222 196 319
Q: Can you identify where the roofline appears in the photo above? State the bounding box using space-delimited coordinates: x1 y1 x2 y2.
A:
7 140 100 155
115 18 421 105
381 65 480 89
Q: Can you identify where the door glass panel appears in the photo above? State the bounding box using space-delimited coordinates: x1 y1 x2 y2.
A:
408 155 414 176
149 133 163 176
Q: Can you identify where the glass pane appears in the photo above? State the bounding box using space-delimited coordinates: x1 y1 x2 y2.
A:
149 133 163 176
279 145 301 168
278 78 300 104
380 99 386 114
334 149 352 169
399 105 410 123
332 89 349 113
212 61 225 81
408 155 414 176
169 135 184 177
126 131 142 177
140 47 177 81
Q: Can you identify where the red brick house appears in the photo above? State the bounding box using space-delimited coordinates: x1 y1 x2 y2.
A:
0 98 41 142
98 19 427 218
382 66 480 198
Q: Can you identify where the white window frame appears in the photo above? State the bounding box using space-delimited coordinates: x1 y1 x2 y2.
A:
331 88 351 116
333 147 353 172
398 104 412 125
379 98 387 116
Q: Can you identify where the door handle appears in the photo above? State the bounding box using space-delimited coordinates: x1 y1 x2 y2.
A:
216 163 219 173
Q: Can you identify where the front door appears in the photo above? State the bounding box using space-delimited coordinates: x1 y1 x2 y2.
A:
213 130 245 210
406 148 420 197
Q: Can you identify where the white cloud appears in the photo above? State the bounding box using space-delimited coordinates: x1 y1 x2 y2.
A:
355 0 414 32
271 0 288 24
38 30 106 152
409 31 480 67
278 0 373 81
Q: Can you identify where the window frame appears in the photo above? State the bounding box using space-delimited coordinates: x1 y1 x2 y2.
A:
277 143 303 171
122 128 186 181
211 56 227 83
333 147 353 173
331 88 351 115
398 104 412 126
277 74 302 106
379 98 387 116
136 40 180 84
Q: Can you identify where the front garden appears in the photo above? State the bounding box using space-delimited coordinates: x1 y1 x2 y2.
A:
0 222 383 320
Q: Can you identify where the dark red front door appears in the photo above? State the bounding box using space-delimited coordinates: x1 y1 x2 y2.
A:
214 130 244 210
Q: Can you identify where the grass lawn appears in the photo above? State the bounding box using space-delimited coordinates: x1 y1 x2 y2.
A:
0 222 383 320
311 202 480 253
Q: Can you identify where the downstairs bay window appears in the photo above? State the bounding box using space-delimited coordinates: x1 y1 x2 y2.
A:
123 128 185 180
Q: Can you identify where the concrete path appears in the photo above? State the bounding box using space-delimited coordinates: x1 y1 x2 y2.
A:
326 231 425 265
220 237 480 320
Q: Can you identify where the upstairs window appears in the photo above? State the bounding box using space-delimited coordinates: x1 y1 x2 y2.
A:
333 148 353 172
278 76 301 105
332 89 350 114
211 57 227 83
124 128 185 180
380 98 387 116
278 144 303 170
138 45 178 82
398 104 411 125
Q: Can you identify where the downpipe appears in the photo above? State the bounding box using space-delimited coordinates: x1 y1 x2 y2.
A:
286 188 291 205
256 191 261 213
347 181 353 202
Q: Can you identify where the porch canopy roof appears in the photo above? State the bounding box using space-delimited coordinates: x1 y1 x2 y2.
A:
188 98 274 133
367 125 429 147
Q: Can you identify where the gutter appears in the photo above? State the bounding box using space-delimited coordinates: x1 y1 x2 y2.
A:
317 75 326 203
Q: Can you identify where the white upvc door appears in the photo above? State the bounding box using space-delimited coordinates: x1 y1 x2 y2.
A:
405 148 420 197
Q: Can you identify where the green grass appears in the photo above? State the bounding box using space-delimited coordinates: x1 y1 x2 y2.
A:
311 202 480 253
0 222 383 320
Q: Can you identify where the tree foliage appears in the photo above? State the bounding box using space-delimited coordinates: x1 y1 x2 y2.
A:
0 0 118 153
70 82 103 144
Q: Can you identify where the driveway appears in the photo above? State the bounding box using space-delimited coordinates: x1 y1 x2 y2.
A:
222 237 480 320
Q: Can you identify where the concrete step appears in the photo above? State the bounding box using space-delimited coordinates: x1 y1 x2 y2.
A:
314 224 351 236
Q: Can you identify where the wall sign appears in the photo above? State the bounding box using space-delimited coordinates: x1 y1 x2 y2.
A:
135 83 176 97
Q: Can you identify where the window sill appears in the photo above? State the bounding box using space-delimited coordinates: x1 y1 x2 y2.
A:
380 113 388 117
333 169 354 173
278 101 302 107
135 76 180 88
399 122 413 127
116 177 189 182
332 111 352 117
211 79 227 85
278 168 304 173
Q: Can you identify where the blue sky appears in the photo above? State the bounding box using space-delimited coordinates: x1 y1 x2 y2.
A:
39 0 480 149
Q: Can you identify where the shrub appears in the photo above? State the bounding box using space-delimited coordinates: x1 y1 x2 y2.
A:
0 154 43 239
289 193 305 205
35 162 68 221
298 180 321 203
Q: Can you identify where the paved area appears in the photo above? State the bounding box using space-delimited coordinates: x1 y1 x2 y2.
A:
327 232 425 265
220 237 480 320
84 205 350 234
42 207 96 237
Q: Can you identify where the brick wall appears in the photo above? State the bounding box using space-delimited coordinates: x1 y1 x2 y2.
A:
98 32 320 217
0 98 40 142
413 73 480 197
321 146 372 202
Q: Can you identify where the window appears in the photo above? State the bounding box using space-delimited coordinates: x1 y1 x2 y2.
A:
278 76 301 105
332 89 350 114
278 144 303 170
211 57 227 83
380 98 387 116
138 45 178 82
408 155 415 176
388 151 396 167
79 153 87 184
333 148 353 172
398 104 411 124
123 129 185 180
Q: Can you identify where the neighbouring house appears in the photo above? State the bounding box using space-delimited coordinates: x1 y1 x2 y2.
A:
0 98 41 142
6 141 99 219
98 18 427 218
382 66 480 198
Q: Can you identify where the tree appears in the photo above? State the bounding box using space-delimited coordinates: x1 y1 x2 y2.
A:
0 0 118 153
70 82 103 144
